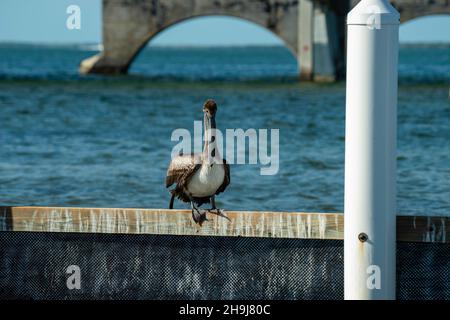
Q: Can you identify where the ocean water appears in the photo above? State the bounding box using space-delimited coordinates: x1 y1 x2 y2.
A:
0 44 449 216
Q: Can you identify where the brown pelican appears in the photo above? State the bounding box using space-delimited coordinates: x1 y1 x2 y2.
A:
165 99 230 226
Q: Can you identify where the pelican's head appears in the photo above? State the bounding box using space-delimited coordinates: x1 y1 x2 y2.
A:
203 99 217 122
203 99 217 132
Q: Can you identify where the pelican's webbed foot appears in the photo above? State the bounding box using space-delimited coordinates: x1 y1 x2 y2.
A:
191 203 208 226
207 208 231 222
208 196 231 222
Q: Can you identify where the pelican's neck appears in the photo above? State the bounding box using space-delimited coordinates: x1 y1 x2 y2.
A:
203 114 217 164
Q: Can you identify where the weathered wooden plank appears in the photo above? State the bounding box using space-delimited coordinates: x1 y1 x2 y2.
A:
0 206 342 239
0 206 448 243
397 215 448 243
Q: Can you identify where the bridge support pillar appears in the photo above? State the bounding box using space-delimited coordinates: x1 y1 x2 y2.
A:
80 0 153 74
313 4 342 82
298 0 314 80
298 0 345 82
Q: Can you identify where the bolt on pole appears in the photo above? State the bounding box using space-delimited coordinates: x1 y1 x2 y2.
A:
344 0 400 300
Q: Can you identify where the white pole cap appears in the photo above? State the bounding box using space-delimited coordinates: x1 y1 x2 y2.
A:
347 0 400 25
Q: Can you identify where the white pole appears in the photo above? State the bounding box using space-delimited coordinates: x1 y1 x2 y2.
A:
344 0 399 300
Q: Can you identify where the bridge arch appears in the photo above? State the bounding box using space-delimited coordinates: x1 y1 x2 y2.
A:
131 14 298 71
397 7 450 23
80 0 299 75
402 12 450 23
400 12 450 27
399 13 450 41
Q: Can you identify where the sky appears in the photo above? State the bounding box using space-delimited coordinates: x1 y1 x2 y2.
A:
0 0 449 45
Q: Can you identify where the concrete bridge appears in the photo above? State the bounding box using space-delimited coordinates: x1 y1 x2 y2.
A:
80 0 450 81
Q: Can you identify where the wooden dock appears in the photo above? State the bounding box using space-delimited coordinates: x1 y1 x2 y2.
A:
0 206 448 243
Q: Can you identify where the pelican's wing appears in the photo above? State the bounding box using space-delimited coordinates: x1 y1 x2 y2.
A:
216 159 230 195
165 154 201 188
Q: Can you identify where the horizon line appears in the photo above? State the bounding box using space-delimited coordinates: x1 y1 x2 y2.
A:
0 41 449 47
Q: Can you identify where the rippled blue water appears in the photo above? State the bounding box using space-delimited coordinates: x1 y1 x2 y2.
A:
0 44 449 216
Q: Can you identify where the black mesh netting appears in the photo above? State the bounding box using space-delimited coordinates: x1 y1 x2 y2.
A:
0 231 448 300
